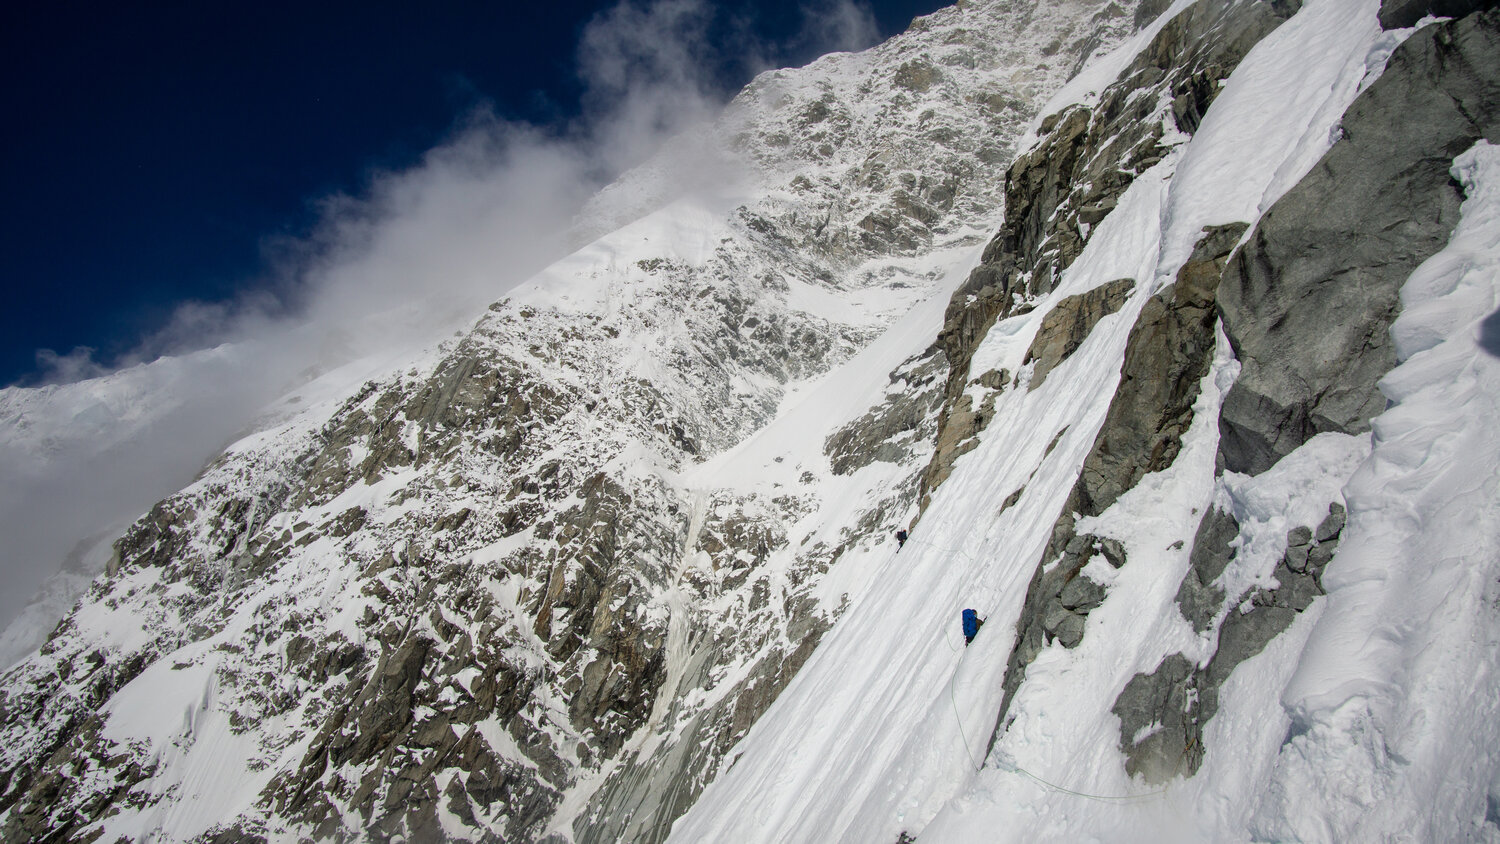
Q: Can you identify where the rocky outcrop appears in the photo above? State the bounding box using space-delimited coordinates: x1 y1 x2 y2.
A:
1172 504 1241 633
922 0 1300 508
570 607 829 844
986 223 1246 750
1068 224 1245 516
824 349 948 476
1023 277 1136 390
1377 0 1491 29
1112 502 1346 782
7 4 1164 840
978 5 1500 755
1087 6 1500 786
1217 7 1500 475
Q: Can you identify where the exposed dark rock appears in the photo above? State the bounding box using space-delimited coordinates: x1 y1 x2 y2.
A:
1006 531 1126 673
1024 278 1136 390
1217 7 1500 475
1096 536 1127 568
825 348 948 475
987 222 1246 754
572 610 831 844
1073 223 1245 516
974 368 1011 390
1378 0 1493 30
921 0 1295 511
1315 502 1346 543
1042 603 1089 649
1134 0 1175 29
1175 505 1241 632
918 391 987 499
893 60 942 93
202 828 270 844
1112 654 1206 782
1114 501 1346 782
998 485 1026 516
1059 572 1108 611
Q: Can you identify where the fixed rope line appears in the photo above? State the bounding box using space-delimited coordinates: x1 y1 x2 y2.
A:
908 526 1169 801
947 670 983 769
902 535 979 562
995 753 1171 803
948 672 1169 801
947 677 1172 803
926 536 1170 803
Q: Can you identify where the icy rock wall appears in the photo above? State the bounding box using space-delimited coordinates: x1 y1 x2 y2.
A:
1110 0 1500 784
970 0 1500 794
920 0 1301 506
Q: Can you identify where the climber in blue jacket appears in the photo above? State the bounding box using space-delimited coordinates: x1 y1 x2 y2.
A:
962 608 984 644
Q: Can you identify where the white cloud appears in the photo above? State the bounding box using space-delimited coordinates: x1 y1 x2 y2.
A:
0 0 885 649
793 0 882 58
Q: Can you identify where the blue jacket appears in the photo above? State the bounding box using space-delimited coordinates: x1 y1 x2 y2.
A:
962 608 980 638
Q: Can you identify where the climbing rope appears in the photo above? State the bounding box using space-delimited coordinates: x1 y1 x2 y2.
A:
995 752 1170 803
902 534 978 562
923 536 1169 801
947 670 983 768
947 667 1168 801
900 528 1173 804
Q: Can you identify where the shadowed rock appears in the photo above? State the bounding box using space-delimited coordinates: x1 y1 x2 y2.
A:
1025 278 1137 390
987 220 1247 757
1114 502 1345 782
922 0 1295 511
1217 7 1500 475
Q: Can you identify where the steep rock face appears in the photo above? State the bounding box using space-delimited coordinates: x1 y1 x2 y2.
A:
1106 2 1500 788
1217 5 1500 475
1113 502 1346 781
1023 276 1136 390
965 0 1500 784
1377 0 1490 28
921 0 1301 506
648 1 1500 839
989 221 1245 743
824 348 948 477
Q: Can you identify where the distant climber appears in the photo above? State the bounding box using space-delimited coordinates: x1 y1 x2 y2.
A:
895 529 908 550
962 608 984 645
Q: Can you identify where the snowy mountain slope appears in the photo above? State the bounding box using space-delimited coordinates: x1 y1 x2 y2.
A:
5 0 1499 841
0 2 1155 842
672 0 1500 842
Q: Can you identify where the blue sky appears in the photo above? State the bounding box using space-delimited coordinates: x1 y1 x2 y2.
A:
1 0 945 386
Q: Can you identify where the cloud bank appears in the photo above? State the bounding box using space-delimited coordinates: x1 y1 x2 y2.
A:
0 0 885 662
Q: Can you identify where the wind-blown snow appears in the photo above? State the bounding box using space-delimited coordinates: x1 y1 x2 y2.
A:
1246 140 1500 843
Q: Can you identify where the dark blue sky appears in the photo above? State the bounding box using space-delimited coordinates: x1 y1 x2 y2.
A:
0 1 945 386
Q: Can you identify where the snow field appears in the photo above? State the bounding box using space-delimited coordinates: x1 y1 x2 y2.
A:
9 0 1493 840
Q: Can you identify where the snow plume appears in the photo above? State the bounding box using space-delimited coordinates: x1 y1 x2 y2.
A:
0 0 883 658
577 0 880 169
789 0 882 57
